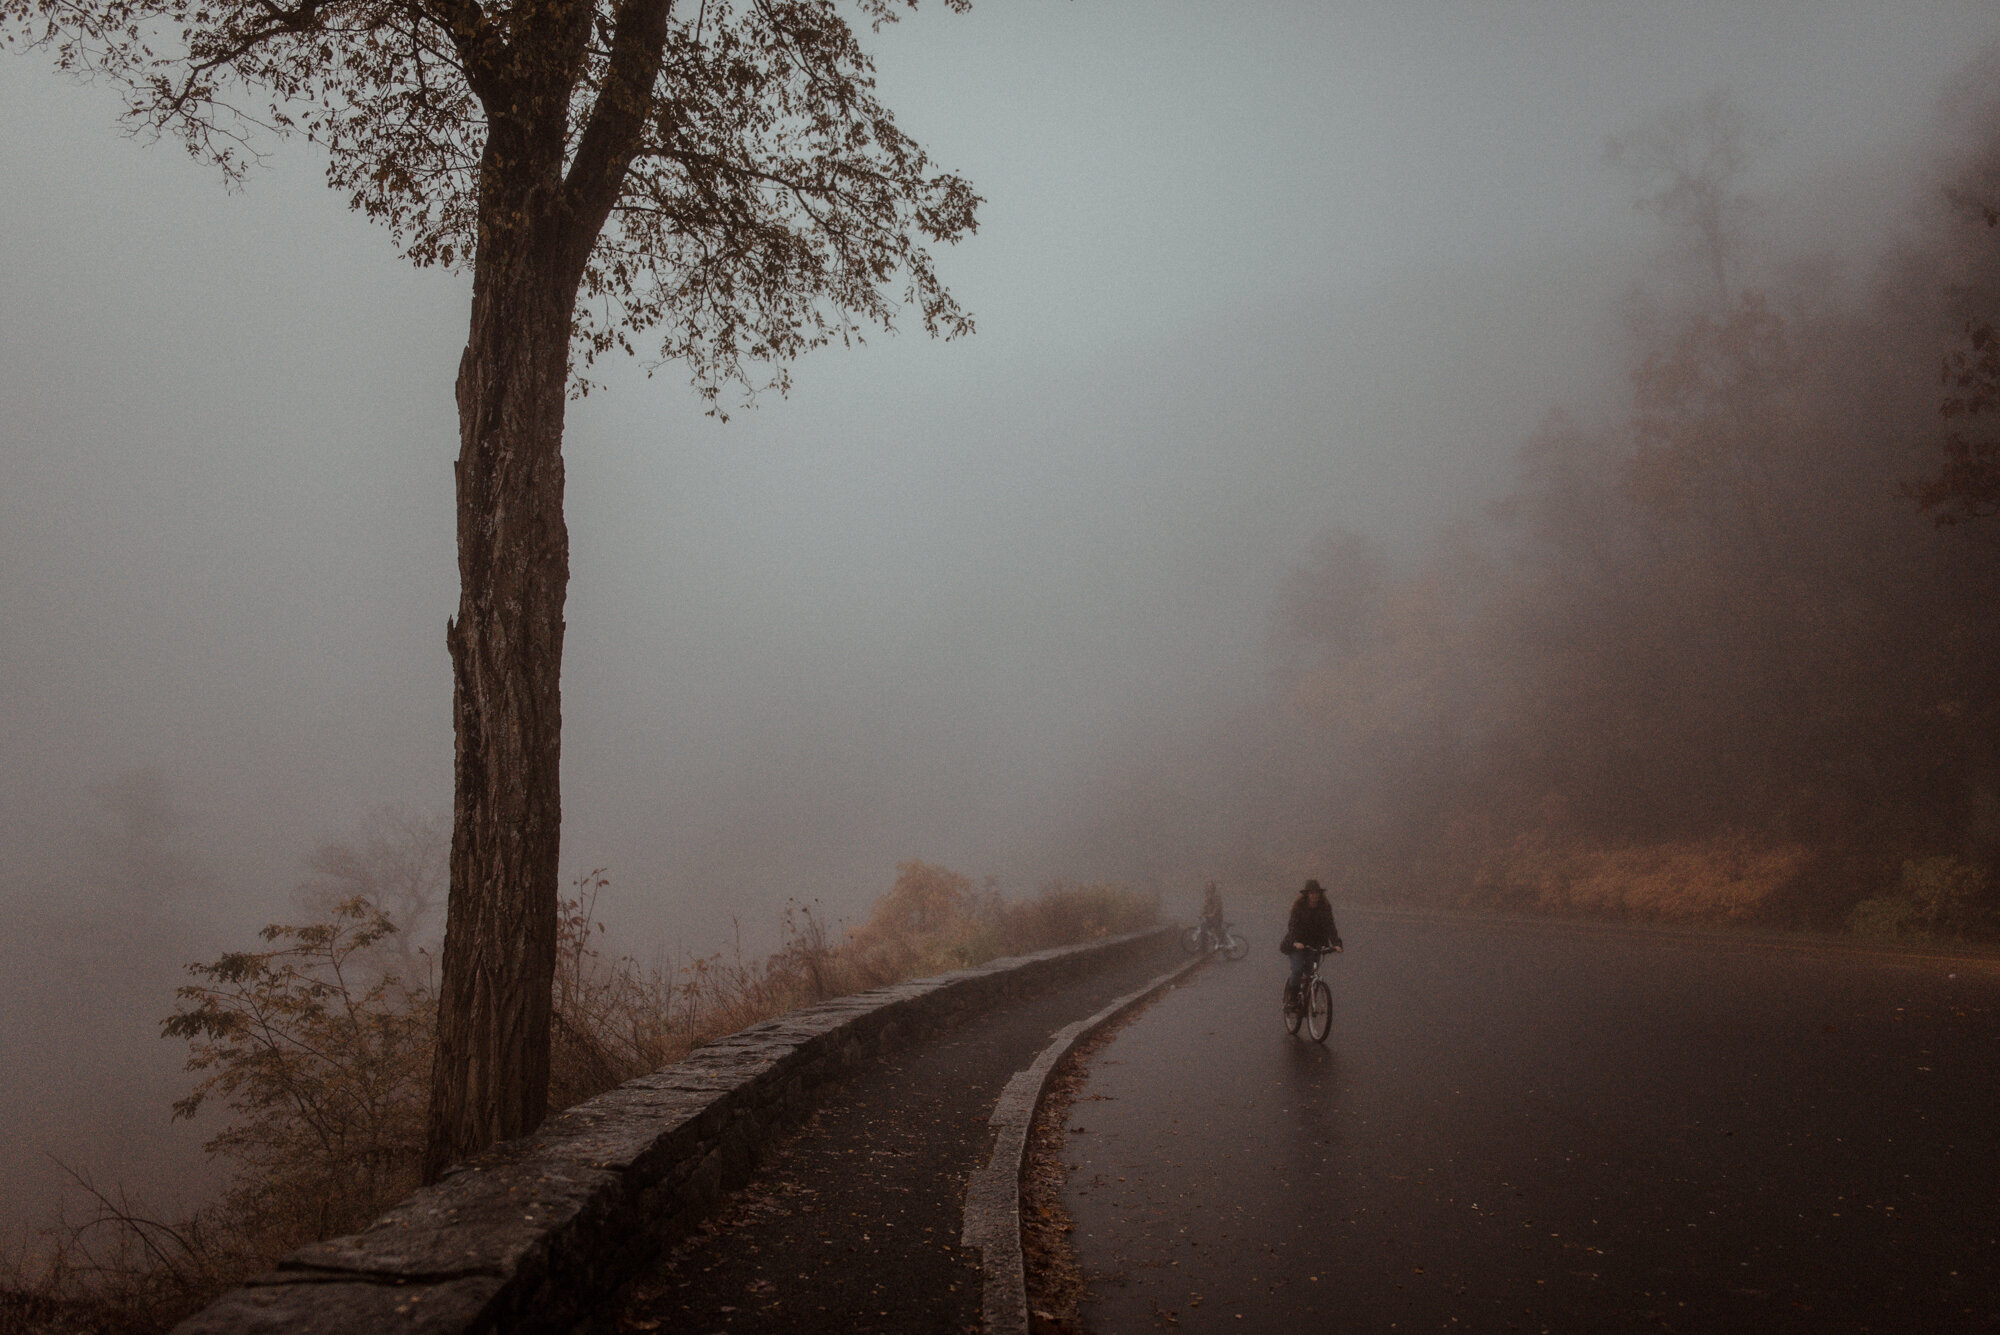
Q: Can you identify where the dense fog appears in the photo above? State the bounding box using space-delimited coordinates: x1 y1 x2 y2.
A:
5 0 1999 1239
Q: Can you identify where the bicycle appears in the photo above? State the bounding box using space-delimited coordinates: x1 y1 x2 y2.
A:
1282 947 1337 1042
1182 919 1250 960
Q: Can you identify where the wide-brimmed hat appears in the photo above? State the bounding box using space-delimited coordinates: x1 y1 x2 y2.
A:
1302 878 1324 895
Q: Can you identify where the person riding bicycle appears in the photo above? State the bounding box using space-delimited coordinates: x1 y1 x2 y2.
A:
1200 881 1224 939
1280 879 1342 1005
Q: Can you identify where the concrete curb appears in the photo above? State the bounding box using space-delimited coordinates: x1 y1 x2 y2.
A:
170 925 1176 1335
961 952 1207 1335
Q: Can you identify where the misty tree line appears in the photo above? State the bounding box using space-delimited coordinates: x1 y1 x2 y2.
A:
1267 80 2000 935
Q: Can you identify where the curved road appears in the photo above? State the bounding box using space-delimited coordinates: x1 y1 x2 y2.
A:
1061 905 2000 1333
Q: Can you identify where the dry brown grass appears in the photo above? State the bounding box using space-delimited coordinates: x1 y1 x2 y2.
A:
1466 830 1813 923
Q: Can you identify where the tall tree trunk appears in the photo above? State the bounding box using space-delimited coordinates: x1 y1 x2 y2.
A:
422 176 577 1182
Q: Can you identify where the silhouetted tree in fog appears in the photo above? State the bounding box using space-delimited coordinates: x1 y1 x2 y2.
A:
1910 205 2000 522
1 0 980 1177
295 806 448 987
1916 310 2000 522
1909 56 2000 525
1606 89 1765 307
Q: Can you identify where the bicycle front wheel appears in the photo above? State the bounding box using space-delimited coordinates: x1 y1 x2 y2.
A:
1306 979 1333 1043
1223 931 1249 962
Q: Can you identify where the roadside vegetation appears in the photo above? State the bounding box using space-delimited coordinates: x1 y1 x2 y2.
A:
0 854 1154 1335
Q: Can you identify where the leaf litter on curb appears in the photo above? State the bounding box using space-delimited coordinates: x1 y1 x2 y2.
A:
1022 983 1179 1335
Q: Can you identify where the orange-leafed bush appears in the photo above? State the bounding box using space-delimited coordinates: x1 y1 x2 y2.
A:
855 860 980 938
995 880 1160 953
847 862 1157 975
1470 831 1811 923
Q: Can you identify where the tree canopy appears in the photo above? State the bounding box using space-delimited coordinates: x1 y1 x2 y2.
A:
6 0 978 402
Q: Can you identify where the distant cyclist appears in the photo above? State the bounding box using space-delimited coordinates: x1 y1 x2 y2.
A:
1200 881 1225 939
1281 879 1342 1004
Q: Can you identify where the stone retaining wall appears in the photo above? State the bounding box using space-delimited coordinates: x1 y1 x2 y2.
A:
171 925 1173 1335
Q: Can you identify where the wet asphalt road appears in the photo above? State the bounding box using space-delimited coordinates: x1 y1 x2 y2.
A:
588 940 1182 1335
1061 906 2000 1334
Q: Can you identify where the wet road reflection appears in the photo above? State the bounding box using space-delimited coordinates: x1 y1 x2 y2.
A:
1062 906 2000 1333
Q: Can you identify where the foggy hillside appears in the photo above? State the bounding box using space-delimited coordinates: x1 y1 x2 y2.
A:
1216 59 2000 925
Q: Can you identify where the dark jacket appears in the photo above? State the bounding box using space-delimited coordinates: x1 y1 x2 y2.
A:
1281 896 1341 953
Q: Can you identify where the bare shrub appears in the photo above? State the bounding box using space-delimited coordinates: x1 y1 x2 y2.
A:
546 869 707 1109
162 897 433 1250
2 889 435 1335
0 1166 238 1335
770 899 844 1004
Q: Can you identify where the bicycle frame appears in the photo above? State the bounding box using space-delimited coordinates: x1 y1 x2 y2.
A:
1283 947 1337 1042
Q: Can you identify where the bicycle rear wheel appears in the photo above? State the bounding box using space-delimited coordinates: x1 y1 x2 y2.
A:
1182 925 1204 955
1282 984 1304 1034
1306 979 1333 1042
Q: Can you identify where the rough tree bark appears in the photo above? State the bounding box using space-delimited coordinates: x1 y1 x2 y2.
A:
423 8 669 1175
429 213 574 1178
427 176 574 1180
